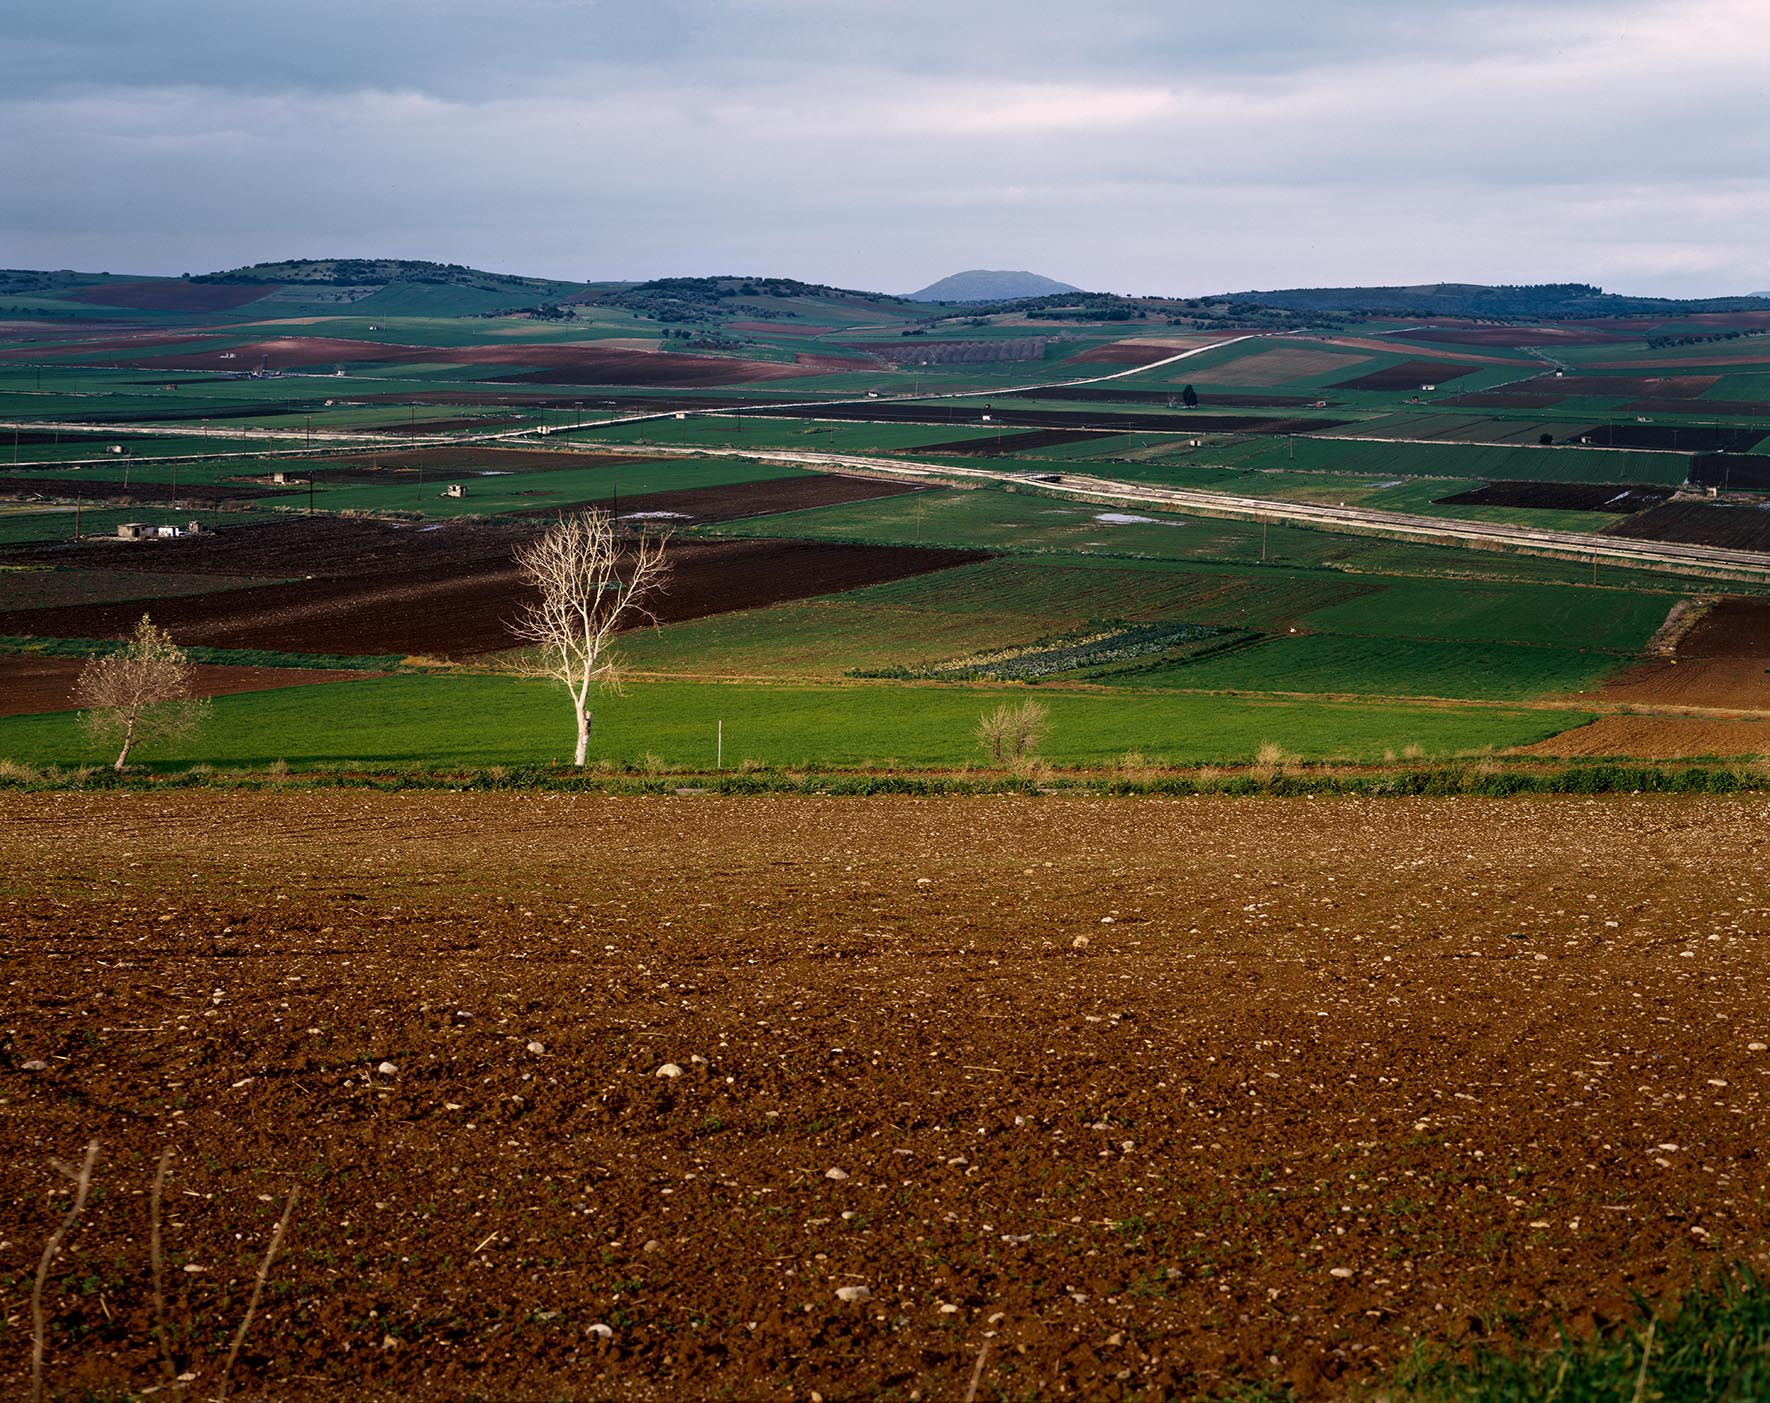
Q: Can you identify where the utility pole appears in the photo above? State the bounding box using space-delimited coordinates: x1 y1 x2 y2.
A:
170 460 177 511
1261 518 1269 563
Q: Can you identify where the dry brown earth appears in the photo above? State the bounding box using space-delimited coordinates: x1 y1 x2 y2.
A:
2 793 1767 1400
1522 714 1770 757
0 656 380 717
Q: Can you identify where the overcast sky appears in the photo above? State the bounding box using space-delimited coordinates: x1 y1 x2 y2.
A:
5 0 1769 297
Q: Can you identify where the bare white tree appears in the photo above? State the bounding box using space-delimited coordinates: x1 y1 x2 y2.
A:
74 615 207 771
511 510 670 767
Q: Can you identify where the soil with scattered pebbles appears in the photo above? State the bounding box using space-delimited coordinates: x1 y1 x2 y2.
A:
2 792 1766 1400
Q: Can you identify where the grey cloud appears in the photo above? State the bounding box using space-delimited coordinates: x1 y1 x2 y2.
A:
3 0 1767 295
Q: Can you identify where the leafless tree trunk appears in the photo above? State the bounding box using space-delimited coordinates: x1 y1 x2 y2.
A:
73 615 207 770
510 511 670 767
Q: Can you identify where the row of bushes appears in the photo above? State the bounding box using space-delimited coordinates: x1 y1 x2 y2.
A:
1 758 1763 798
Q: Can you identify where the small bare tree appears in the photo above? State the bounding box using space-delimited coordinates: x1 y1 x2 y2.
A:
511 510 670 767
74 615 207 771
976 699 1049 768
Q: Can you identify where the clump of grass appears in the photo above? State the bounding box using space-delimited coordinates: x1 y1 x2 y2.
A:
1116 751 1161 785
0 758 41 785
1390 1267 1768 1401
1250 741 1290 783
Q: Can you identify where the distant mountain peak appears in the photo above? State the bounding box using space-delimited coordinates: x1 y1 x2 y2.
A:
906 269 1083 303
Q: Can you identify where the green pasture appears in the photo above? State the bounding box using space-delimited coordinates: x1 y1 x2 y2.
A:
0 503 271 545
1028 459 1632 531
1300 576 1669 649
1160 434 1689 486
0 671 1588 770
622 547 1665 700
700 484 1730 592
578 415 1006 455
623 555 1378 679
1126 634 1626 701
283 455 803 517
1 436 308 467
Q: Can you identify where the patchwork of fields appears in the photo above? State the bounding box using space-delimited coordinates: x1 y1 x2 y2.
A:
6 272 1770 1403
3 288 1769 769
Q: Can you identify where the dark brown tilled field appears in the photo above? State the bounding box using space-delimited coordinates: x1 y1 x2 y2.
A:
1606 500 1770 552
1435 481 1672 513
2 794 1765 1400
0 519 986 657
0 656 380 717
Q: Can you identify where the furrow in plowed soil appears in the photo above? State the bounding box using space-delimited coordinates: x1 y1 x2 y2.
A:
2 793 1766 1400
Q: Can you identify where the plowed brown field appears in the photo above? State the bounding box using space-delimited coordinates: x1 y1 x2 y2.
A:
0 656 379 717
3 793 1766 1401
0 520 985 658
1522 714 1770 757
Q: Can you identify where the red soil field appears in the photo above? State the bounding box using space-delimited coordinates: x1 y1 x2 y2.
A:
1317 336 1520 366
1605 348 1770 370
1523 713 1770 756
1403 325 1635 348
1676 597 1770 657
1585 596 1770 715
494 351 817 386
793 351 881 371
115 337 825 387
848 340 1046 367
1590 657 1770 713
1572 311 1770 335
0 519 986 658
65 281 276 313
1329 360 1484 392
1065 341 1195 366
727 321 842 338
0 332 209 361
3 792 1764 1400
0 655 378 718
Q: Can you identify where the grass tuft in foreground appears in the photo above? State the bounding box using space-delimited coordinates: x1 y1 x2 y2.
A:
1391 1268 1769 1402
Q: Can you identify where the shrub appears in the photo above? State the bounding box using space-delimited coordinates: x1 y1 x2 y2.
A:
976 700 1050 767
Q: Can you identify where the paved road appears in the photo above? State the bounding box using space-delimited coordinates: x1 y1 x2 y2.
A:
663 445 1770 584
8 335 1768 583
